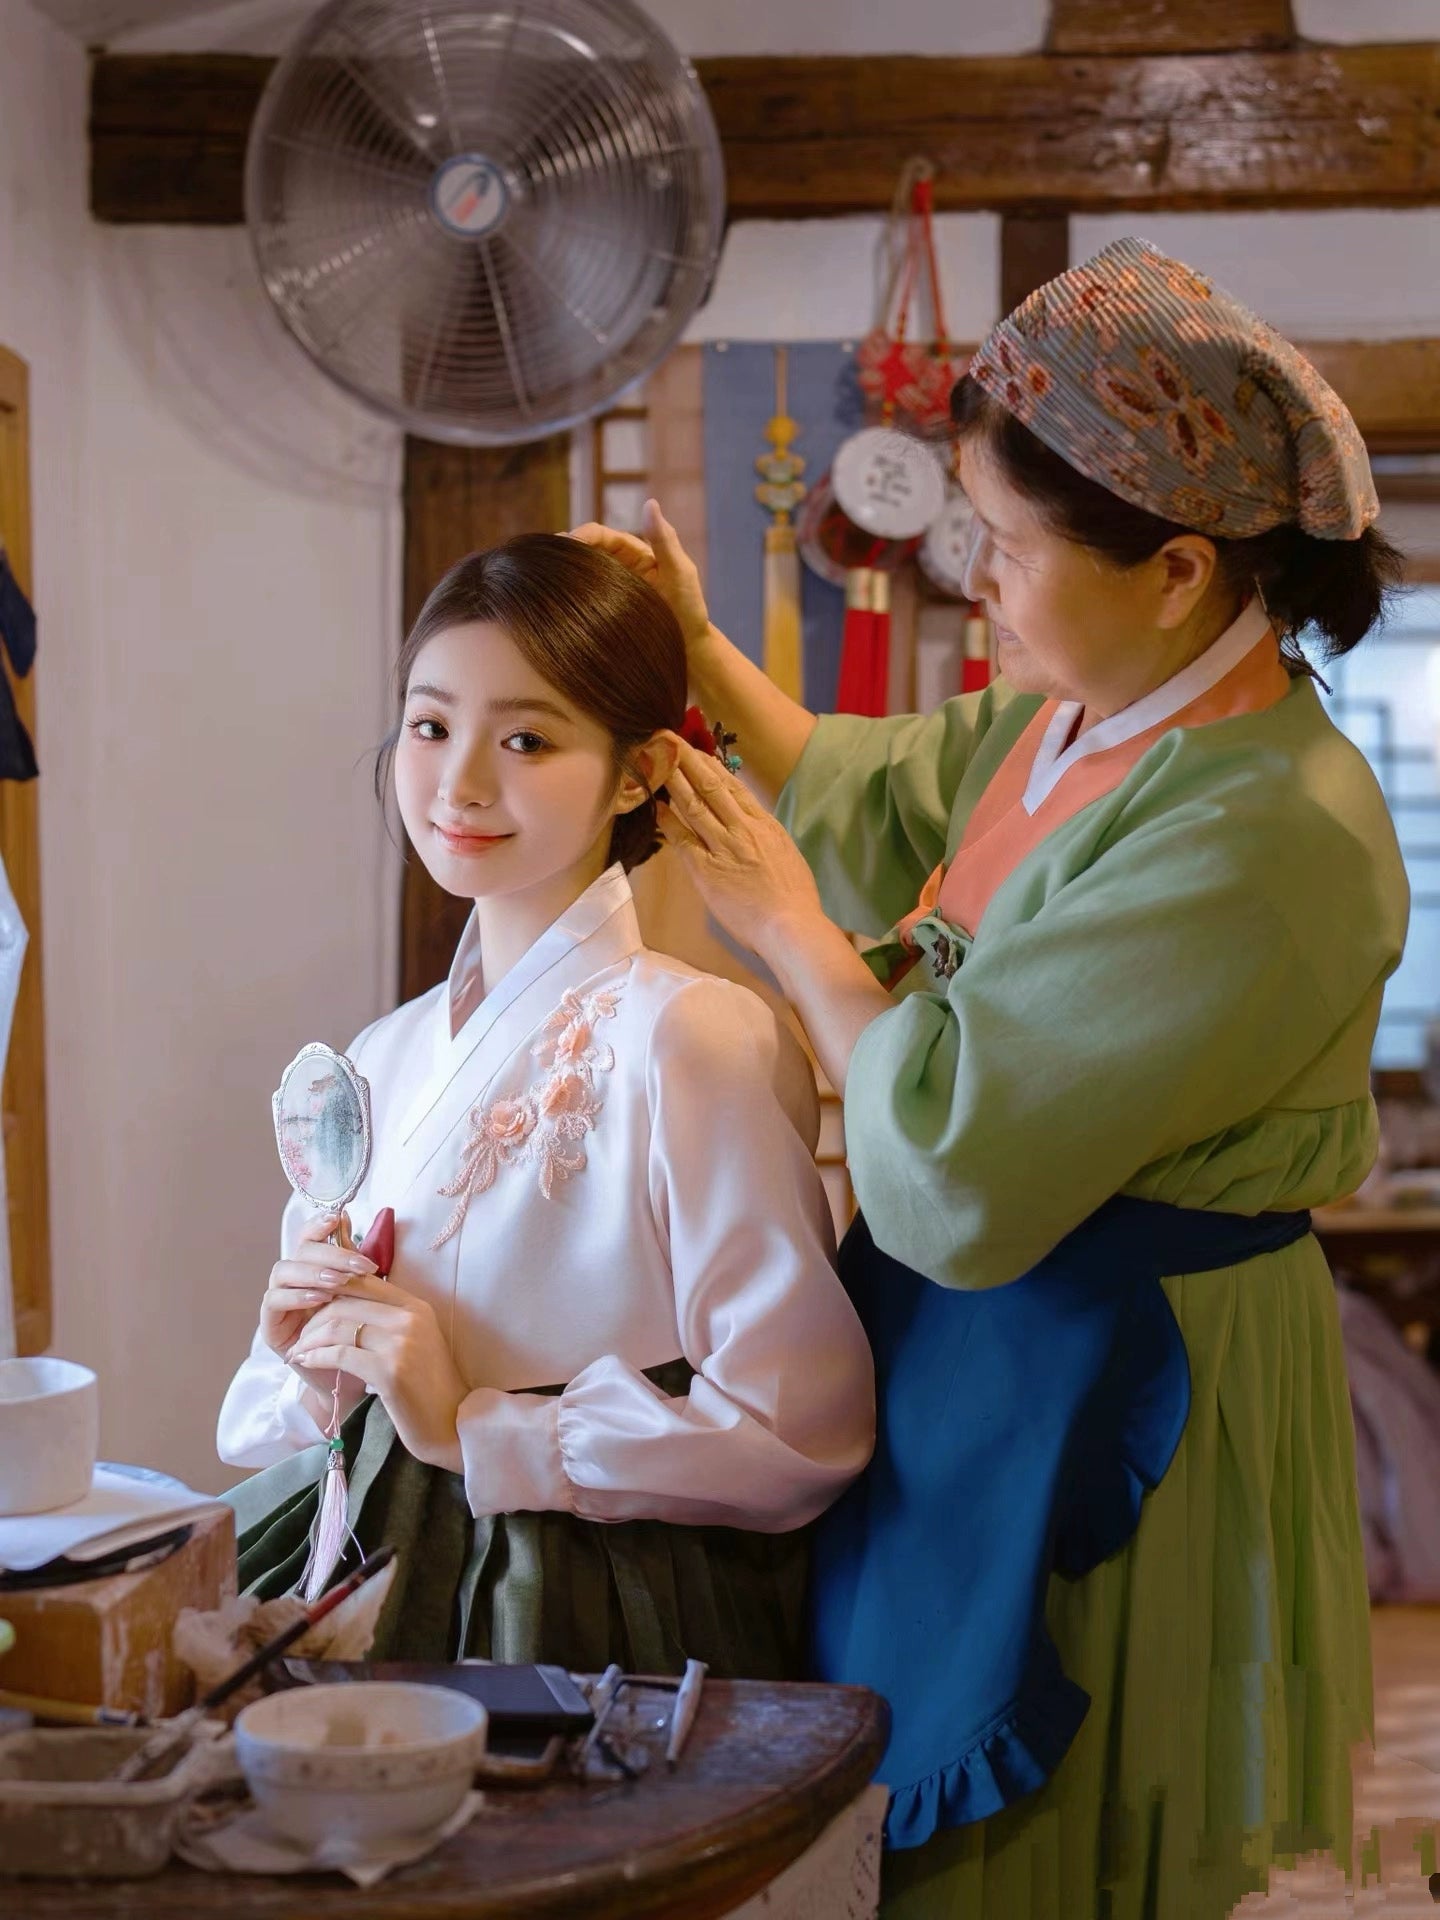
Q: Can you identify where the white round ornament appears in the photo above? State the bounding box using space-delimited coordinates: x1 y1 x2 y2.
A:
919 489 979 599
831 427 947 542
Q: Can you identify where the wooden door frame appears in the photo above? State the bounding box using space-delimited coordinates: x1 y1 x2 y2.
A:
0 348 51 1355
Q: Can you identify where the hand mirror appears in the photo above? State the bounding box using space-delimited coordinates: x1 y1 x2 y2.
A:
272 1043 372 1213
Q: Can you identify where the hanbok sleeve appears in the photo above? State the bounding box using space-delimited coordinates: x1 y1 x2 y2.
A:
216 1187 329 1466
455 979 875 1530
776 683 1019 936
846 793 1406 1291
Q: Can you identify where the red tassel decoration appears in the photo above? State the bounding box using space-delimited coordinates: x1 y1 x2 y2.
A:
836 568 875 715
868 571 892 716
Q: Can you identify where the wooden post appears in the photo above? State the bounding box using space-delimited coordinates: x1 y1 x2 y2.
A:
1046 0 1297 53
1000 214 1070 316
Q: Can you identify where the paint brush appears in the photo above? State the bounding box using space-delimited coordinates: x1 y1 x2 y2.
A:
0 1688 142 1728
114 1545 396 1783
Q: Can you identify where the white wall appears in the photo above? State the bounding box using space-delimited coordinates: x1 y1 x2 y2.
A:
99 0 1440 55
109 0 1052 55
3 0 403 1488
61 226 402 1488
687 215 1003 344
1071 212 1440 340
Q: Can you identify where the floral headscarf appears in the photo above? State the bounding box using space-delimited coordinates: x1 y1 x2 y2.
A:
968 236 1378 540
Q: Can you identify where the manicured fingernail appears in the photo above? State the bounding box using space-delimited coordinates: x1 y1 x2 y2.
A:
303 1291 325 1304
317 1269 345 1283
346 1256 377 1274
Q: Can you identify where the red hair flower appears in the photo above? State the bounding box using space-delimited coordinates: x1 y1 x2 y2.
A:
678 705 742 772
679 705 717 755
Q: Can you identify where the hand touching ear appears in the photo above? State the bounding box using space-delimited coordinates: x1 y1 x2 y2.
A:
659 736 823 961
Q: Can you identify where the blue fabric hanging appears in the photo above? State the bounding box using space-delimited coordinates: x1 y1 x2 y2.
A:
701 341 863 713
0 552 36 782
810 1196 1313 1849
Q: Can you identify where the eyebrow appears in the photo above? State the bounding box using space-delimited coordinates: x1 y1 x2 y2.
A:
405 684 572 722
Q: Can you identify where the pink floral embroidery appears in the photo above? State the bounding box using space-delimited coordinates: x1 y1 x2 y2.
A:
431 982 623 1246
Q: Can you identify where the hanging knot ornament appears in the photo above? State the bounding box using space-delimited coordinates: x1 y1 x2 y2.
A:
790 162 959 719
855 161 968 437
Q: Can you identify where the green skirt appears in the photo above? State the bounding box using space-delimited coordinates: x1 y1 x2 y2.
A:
879 1237 1373 1919
225 1360 810 1679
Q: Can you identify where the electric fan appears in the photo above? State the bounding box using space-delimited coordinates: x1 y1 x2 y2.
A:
245 0 725 445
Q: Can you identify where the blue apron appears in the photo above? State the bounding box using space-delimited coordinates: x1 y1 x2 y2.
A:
810 1197 1313 1849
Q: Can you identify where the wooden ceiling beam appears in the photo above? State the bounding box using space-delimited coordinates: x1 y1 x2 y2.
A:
90 45 1440 226
1046 0 1297 55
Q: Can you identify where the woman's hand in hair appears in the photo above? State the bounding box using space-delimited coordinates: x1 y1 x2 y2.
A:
287 1273 468 1472
568 500 713 659
660 736 824 961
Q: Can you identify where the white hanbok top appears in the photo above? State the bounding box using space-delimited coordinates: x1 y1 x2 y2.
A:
218 866 874 1532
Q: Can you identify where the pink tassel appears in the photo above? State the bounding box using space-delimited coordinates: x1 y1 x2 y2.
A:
299 1366 360 1602
296 1207 393 1603
301 1434 356 1604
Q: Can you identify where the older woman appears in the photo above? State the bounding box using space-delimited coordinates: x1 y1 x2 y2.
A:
576 237 1408 1918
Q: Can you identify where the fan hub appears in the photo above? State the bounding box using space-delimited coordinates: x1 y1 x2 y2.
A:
429 154 511 240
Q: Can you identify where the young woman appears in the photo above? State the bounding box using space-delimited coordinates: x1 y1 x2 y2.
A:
218 533 874 1677
576 238 1410 1915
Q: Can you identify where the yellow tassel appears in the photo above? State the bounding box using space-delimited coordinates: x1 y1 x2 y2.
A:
755 345 807 704
763 521 804 703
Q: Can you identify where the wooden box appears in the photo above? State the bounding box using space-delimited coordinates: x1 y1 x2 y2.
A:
0 1506 236 1718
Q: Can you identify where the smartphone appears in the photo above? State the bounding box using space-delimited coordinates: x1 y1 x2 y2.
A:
281 1658 595 1740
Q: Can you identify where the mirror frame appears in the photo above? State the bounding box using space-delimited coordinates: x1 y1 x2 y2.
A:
271 1042 373 1213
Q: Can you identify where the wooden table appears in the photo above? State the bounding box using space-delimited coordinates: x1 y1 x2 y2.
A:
1314 1206 1440 1252
3 1679 889 1920
1314 1206 1440 1351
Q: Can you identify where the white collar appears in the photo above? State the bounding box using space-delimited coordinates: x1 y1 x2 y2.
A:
1022 598 1274 816
445 862 636 1043
397 871 641 1152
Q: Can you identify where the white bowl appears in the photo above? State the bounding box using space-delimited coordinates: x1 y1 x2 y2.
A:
0 1359 99 1517
233 1683 487 1853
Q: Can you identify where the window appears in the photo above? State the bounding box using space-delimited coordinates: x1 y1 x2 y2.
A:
1323 585 1440 1071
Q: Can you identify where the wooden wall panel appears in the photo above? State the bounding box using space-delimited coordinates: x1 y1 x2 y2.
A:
0 349 51 1356
398 433 571 1003
642 347 707 591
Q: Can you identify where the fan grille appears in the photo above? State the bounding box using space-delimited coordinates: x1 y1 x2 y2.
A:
246 0 725 444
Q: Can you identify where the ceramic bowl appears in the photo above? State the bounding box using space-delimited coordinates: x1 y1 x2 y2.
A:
233 1683 487 1852
0 1358 99 1516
